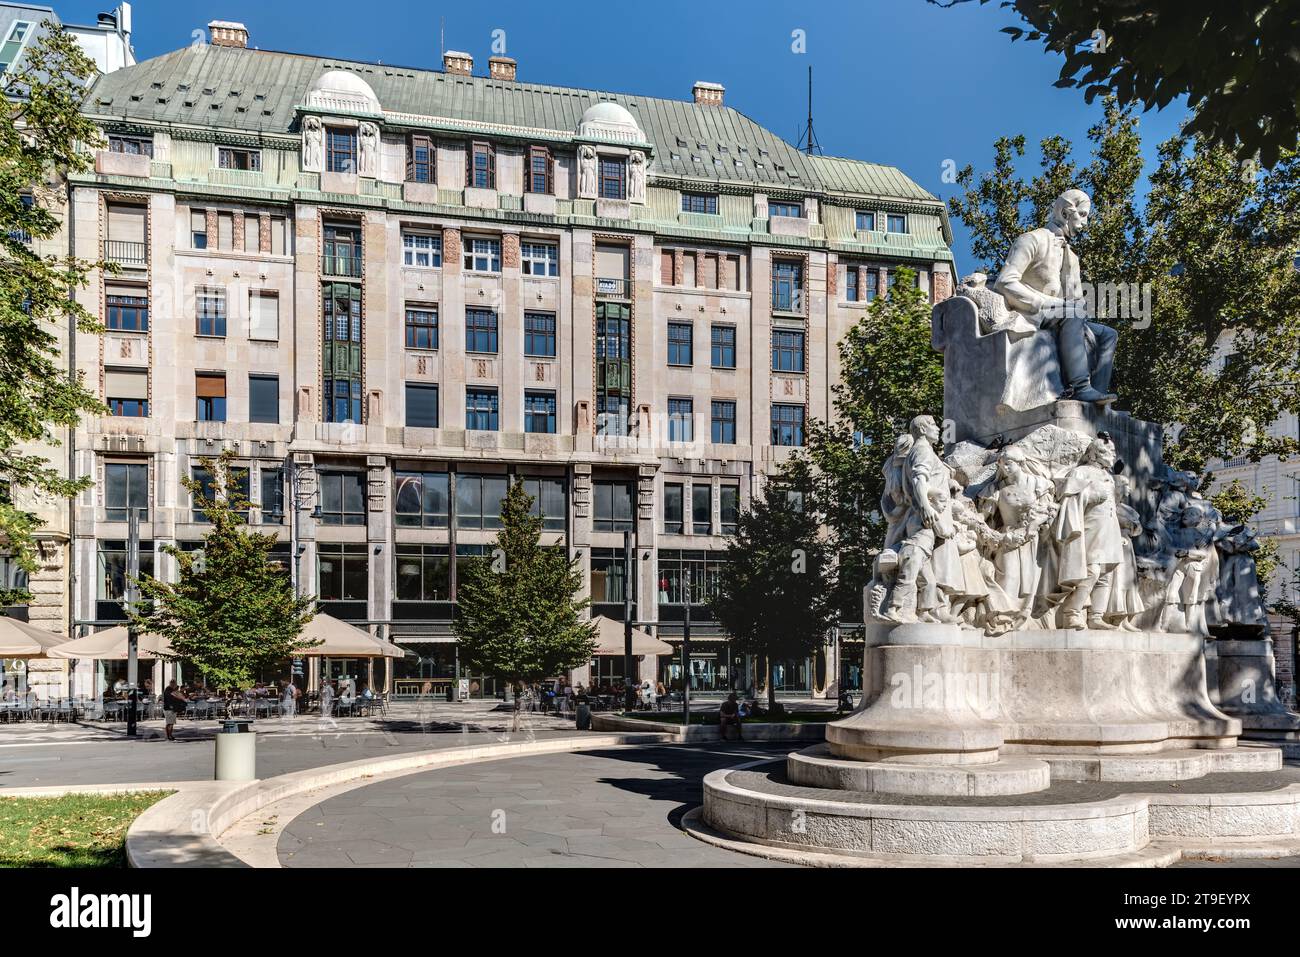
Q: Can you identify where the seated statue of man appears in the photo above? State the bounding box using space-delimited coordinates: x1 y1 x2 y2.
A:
993 188 1119 405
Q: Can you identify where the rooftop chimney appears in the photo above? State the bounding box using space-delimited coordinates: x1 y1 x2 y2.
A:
692 81 725 106
443 50 473 76
488 56 517 82
208 20 248 49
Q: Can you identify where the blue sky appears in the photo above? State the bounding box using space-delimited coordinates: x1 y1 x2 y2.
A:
57 0 1191 271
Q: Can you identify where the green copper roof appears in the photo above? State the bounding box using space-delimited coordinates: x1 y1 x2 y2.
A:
84 43 939 203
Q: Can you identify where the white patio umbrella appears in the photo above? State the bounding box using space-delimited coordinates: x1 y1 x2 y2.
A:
590 615 674 656
0 617 67 658
296 613 405 658
48 625 173 660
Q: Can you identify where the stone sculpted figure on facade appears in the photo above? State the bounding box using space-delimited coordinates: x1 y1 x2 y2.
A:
992 189 1119 404
1215 524 1269 632
578 145 597 198
1050 435 1125 629
1104 473 1147 631
628 150 646 203
358 122 379 177
302 115 323 172
978 445 1056 627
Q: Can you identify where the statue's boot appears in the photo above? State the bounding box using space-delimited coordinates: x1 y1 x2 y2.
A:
1067 384 1118 404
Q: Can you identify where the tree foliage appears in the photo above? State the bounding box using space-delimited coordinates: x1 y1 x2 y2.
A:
131 452 317 691
786 267 944 618
934 0 1300 168
453 480 596 723
0 22 107 604
711 470 839 708
948 100 1300 473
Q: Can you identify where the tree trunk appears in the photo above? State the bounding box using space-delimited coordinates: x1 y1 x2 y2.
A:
767 657 776 713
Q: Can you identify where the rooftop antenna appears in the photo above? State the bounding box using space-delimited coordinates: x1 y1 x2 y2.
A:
439 16 445 62
797 65 822 156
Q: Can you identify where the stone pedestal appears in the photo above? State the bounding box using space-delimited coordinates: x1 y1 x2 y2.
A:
827 624 1238 765
1207 638 1300 741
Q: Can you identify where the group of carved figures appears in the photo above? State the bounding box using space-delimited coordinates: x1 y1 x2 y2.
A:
868 415 1269 638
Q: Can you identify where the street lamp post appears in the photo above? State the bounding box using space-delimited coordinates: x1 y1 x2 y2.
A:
681 577 691 728
124 507 141 738
622 529 634 712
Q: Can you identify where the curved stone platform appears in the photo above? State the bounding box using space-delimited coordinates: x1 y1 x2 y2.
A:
701 757 1300 865
788 744 1051 796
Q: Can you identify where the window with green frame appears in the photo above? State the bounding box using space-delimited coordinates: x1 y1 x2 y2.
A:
322 282 362 423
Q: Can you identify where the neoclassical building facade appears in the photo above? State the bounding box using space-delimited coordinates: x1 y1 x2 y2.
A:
36 21 959 697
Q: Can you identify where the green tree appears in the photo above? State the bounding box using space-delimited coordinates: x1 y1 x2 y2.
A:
712 471 838 711
453 480 596 729
787 266 943 619
131 452 317 691
948 102 1300 473
934 0 1300 167
0 22 107 604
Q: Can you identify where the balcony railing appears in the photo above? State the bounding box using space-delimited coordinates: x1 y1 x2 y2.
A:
595 276 630 299
104 240 147 268
322 252 364 278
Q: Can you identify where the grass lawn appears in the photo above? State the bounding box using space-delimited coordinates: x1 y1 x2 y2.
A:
615 710 841 725
0 791 172 868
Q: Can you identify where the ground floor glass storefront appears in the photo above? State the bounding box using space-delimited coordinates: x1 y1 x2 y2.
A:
390 641 501 698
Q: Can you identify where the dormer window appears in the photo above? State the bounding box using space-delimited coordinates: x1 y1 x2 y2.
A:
109 134 154 158
217 147 261 171
856 210 876 231
326 127 357 173
407 134 435 183
527 145 552 194
770 201 802 218
681 192 719 214
598 156 626 200
469 141 496 189
887 213 908 234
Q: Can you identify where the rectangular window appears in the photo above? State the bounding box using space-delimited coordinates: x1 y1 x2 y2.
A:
317 543 367 601
190 209 207 249
519 476 566 531
524 390 557 434
711 400 736 444
710 325 736 369
217 212 233 251
196 287 226 337
466 387 499 431
664 483 684 534
319 471 366 526
667 322 693 367
402 231 443 267
405 382 439 428
405 306 438 350
771 404 806 447
598 157 626 199
520 241 559 277
864 268 879 301
97 540 155 601
190 466 216 522
407 134 435 183
593 480 634 532
322 281 363 424
323 224 362 277
772 329 806 373
887 269 898 294
248 374 279 424
527 145 552 194
681 193 719 214
469 141 495 189
105 286 148 332
770 201 802 218
217 147 261 171
270 216 287 255
105 368 148 417
195 373 226 422
465 308 499 353
720 486 739 534
249 291 278 340
771 260 804 313
104 462 148 523
692 484 712 535
887 213 908 234
395 543 450 602
394 471 450 528
456 473 509 529
243 215 259 251
856 210 876 231
524 311 557 357
668 398 694 443
323 378 361 424
463 236 501 272
595 301 631 437
260 468 285 523
326 127 357 174
846 267 858 303
108 134 153 157
590 547 634 607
